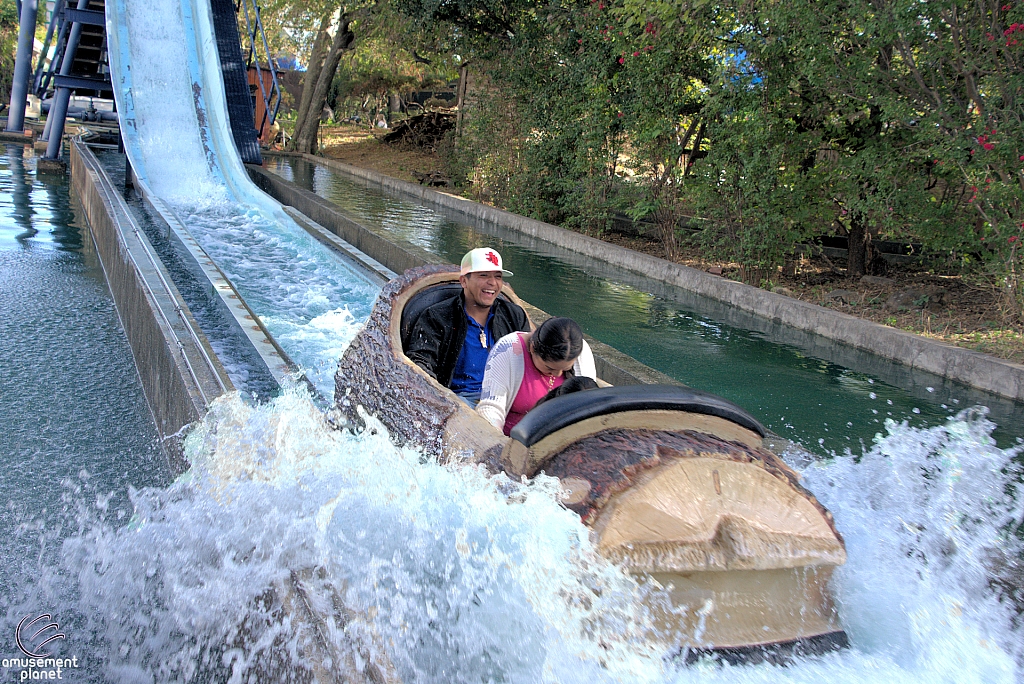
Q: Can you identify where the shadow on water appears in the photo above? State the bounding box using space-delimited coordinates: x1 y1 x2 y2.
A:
268 156 1024 455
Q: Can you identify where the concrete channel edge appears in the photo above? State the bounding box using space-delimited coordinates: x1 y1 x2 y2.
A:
268 151 1024 403
71 140 231 471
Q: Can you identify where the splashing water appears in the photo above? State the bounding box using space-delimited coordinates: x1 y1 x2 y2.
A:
166 201 377 395
2 391 1021 683
2 390 665 682
795 409 1024 683
52 2 1019 679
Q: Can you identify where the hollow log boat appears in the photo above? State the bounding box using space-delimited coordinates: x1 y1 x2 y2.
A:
334 264 848 660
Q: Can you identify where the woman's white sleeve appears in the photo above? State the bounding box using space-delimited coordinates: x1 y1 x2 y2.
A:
573 340 598 379
476 335 518 429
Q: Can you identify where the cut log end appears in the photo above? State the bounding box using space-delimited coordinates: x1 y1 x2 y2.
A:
592 456 846 572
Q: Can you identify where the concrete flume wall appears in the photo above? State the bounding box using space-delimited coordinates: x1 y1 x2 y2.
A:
71 141 231 470
265 152 1024 403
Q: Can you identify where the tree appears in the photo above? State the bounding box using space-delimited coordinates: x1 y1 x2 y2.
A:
394 0 1023 316
290 9 355 153
292 12 333 139
1 0 19 105
327 7 459 126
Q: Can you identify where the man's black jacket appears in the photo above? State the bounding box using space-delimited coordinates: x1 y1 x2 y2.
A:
406 291 530 388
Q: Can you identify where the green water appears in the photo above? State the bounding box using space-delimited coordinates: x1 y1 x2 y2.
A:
0 144 168 589
267 156 1024 455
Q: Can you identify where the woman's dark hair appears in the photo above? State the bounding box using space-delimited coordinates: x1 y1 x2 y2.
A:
530 317 584 364
533 376 598 408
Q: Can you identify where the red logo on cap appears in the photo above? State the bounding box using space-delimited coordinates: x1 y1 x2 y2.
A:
485 251 499 266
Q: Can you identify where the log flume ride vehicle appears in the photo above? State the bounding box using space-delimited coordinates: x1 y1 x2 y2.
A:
334 264 848 662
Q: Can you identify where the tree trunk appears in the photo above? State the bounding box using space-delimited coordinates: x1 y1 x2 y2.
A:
847 215 868 277
454 62 469 144
288 12 333 152
293 13 355 154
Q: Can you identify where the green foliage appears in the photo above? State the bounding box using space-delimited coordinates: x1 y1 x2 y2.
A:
389 0 1024 315
1 0 18 101
686 92 830 272
720 0 1023 307
330 19 458 109
250 0 347 59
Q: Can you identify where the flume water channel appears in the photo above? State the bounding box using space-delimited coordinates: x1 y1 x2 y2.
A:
4 0 1024 676
267 156 1024 456
3 139 1022 682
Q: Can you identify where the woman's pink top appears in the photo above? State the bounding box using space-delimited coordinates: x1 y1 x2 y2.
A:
503 333 564 435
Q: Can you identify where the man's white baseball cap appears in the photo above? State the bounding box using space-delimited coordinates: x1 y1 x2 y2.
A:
460 248 513 277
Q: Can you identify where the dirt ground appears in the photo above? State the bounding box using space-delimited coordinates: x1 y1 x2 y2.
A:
318 124 440 184
314 124 1024 364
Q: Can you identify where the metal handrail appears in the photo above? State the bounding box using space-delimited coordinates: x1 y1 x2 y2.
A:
237 0 282 140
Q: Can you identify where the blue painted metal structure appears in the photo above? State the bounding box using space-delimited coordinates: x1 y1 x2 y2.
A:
8 0 271 166
33 0 111 102
45 0 97 159
5 0 38 132
238 0 282 141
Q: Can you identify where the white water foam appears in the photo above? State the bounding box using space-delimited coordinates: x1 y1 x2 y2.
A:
121 1 222 204
167 202 377 396
2 392 1020 683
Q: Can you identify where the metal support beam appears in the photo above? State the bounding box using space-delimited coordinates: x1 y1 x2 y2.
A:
40 105 54 141
52 74 111 90
239 0 282 140
32 0 65 96
5 0 39 132
37 20 71 98
45 0 90 159
64 8 105 26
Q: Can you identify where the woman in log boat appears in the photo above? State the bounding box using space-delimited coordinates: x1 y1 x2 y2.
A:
476 317 597 435
334 265 849 656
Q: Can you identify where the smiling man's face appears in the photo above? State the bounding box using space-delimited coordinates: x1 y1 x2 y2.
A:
460 270 504 310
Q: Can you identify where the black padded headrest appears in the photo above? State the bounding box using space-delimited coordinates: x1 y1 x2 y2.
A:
509 384 767 447
400 283 464 352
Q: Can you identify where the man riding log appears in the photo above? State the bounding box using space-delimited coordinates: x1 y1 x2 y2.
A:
406 248 530 406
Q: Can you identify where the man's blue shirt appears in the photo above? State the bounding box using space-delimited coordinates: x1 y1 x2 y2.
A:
448 310 494 396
